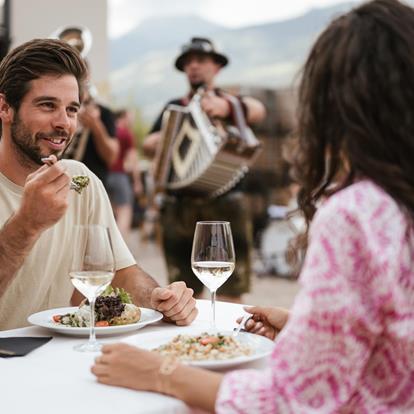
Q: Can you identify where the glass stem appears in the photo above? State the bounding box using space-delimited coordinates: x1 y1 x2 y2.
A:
210 290 216 329
89 297 96 344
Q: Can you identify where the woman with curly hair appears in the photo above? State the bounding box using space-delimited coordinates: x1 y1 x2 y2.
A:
92 1 414 412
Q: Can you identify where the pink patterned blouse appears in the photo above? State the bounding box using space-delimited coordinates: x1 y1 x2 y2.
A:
216 180 414 413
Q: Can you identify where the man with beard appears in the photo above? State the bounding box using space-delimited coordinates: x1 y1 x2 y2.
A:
143 37 265 303
0 39 197 330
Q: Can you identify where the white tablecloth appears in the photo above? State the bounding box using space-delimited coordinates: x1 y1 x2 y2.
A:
0 300 268 414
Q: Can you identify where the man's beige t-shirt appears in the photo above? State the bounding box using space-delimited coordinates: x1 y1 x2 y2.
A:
0 160 136 330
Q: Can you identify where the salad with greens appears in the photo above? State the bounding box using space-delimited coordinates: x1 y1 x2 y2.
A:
53 287 141 327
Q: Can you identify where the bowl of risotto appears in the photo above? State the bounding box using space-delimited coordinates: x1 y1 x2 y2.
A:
126 329 274 370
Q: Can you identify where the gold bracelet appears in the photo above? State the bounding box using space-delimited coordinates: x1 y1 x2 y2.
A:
158 355 180 395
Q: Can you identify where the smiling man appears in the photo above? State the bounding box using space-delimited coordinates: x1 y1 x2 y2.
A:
8 75 79 167
0 39 197 330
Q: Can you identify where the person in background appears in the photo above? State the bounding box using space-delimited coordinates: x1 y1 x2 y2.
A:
63 66 119 188
107 109 143 242
92 0 414 412
0 39 197 330
143 37 266 303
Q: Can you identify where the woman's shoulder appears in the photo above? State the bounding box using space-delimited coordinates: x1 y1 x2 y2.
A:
313 180 405 237
322 180 398 217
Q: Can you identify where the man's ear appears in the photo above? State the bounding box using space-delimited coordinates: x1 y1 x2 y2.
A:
0 94 14 124
213 64 221 76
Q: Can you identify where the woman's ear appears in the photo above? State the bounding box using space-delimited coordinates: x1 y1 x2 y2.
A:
0 94 14 124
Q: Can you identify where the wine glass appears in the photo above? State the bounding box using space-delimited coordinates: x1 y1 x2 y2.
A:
191 221 235 329
70 225 115 352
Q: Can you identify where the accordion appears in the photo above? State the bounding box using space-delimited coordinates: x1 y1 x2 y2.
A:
153 91 262 198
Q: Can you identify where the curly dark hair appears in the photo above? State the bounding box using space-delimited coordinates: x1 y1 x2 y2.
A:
290 0 414 260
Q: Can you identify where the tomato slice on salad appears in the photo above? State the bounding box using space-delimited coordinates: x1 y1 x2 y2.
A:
95 320 110 327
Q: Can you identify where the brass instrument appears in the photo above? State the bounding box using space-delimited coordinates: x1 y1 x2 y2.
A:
49 25 92 58
49 26 93 161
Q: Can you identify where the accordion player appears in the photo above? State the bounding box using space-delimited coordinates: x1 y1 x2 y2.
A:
153 87 262 199
143 36 266 301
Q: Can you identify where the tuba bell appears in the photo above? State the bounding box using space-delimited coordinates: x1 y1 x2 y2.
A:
49 25 92 58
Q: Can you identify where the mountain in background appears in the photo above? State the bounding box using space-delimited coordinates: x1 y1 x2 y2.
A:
111 15 224 71
108 2 354 122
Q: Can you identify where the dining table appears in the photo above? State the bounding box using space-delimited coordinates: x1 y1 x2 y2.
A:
0 299 271 414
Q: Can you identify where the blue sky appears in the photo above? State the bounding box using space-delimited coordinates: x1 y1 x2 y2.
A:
108 0 358 38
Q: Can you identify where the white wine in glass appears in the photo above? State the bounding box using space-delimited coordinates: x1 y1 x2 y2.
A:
191 221 235 329
70 225 115 352
191 261 235 292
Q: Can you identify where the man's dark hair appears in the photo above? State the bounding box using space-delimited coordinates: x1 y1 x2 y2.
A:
0 38 88 112
114 109 128 121
291 0 414 256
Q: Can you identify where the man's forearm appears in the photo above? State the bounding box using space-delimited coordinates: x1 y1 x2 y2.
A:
242 96 266 124
90 121 120 167
142 132 161 158
112 264 159 307
0 214 40 298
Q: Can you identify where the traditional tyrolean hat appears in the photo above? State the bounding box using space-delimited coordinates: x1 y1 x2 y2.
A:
175 37 229 71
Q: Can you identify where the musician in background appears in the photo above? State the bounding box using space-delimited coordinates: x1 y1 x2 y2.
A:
143 37 266 303
51 27 120 188
63 65 119 188
107 109 143 242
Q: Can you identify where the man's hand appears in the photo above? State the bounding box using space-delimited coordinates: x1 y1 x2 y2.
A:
78 102 101 129
16 157 70 235
150 281 198 326
142 131 161 158
201 94 230 119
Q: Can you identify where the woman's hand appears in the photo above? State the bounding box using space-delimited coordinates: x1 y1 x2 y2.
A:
91 343 163 392
237 306 290 340
92 343 223 412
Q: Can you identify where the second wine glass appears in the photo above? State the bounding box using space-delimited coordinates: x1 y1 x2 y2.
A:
70 224 115 352
191 221 235 329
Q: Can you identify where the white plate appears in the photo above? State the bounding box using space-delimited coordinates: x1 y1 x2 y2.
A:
124 328 274 370
27 306 163 337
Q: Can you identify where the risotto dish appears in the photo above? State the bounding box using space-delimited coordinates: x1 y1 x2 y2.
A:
153 332 253 361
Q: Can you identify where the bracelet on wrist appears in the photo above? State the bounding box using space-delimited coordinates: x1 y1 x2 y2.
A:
158 355 180 395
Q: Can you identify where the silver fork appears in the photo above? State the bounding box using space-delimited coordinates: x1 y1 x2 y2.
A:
233 314 252 338
69 181 81 192
42 157 81 192
41 156 56 166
